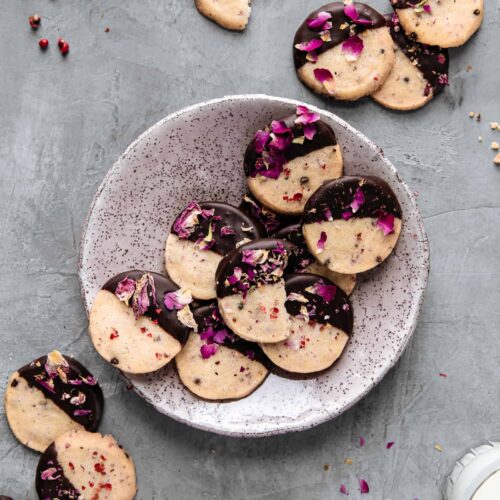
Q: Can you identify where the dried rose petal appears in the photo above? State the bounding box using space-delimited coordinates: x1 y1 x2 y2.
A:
308 282 337 302
339 484 348 495
295 109 320 126
173 202 214 239
41 467 60 480
342 210 353 220
164 288 192 311
317 231 327 251
437 53 446 65
350 186 365 213
177 305 197 330
359 479 370 494
303 124 317 140
45 351 69 379
344 3 373 25
423 4 432 13
254 130 270 153
38 379 56 394
295 38 324 53
313 68 335 94
200 343 218 359
324 206 333 221
271 120 291 135
220 226 236 236
386 441 395 449
115 277 136 304
212 329 228 344
359 436 366 447
242 249 268 266
228 267 243 285
132 274 152 318
73 409 92 416
70 392 86 406
342 35 364 61
376 211 395 235
307 11 332 31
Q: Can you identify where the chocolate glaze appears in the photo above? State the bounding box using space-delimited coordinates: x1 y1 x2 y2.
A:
390 0 414 8
17 353 103 432
386 13 449 95
293 2 386 69
102 270 190 344
192 303 272 369
216 239 296 299
170 202 265 256
285 274 353 334
302 175 402 225
239 193 300 235
244 114 338 178
36 443 81 499
275 224 315 272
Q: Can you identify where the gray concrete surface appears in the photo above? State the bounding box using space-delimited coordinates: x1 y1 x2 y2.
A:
1 1 499 498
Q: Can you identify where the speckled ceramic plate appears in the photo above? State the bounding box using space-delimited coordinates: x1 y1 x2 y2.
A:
79 95 429 437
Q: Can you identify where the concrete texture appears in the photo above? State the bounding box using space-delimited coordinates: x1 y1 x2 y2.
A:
0 0 499 498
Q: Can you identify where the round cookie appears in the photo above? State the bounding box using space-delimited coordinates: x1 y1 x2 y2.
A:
302 176 402 274
372 13 449 110
195 0 251 31
4 351 103 453
165 201 265 300
176 303 270 400
293 2 395 100
89 271 191 374
244 105 343 215
275 224 356 295
36 429 136 499
391 0 483 48
216 239 294 343
261 274 353 373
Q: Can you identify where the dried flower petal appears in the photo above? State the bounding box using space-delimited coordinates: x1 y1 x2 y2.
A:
228 266 243 285
173 202 214 239
242 249 268 266
295 38 324 53
303 124 317 141
342 35 364 61
115 277 136 304
45 351 69 379
339 484 348 495
344 3 373 25
200 343 218 359
254 130 270 154
359 436 366 447
41 467 60 481
376 211 395 235
307 11 332 31
220 226 236 236
73 409 92 416
313 68 335 94
350 187 365 213
131 273 157 318
317 231 327 251
342 210 353 220
306 281 337 302
359 479 370 494
164 288 193 310
386 441 395 449
177 305 197 331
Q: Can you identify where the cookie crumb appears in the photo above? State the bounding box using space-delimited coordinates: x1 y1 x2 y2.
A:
323 463 331 471
478 136 483 143
105 27 110 33
466 64 473 72
491 142 499 151
493 153 500 165
434 444 443 452
344 458 353 465
490 122 499 130
468 111 475 119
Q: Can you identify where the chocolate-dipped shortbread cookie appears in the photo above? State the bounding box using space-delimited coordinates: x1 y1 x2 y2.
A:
275 224 356 295
261 274 353 373
372 13 449 110
165 202 265 300
36 429 136 499
89 271 192 374
4 351 103 453
302 176 402 274
293 2 395 100
391 0 483 48
216 239 295 343
244 105 343 215
195 0 251 31
176 303 269 400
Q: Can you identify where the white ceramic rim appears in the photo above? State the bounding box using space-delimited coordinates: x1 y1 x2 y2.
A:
78 94 430 437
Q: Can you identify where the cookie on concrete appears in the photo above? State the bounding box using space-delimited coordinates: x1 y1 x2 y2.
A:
89 271 192 374
294 2 395 100
216 239 294 343
244 105 343 215
195 0 251 31
275 224 356 295
176 302 269 400
36 429 136 499
165 202 264 300
302 176 402 274
261 274 353 373
4 351 103 453
391 0 483 48
372 13 449 110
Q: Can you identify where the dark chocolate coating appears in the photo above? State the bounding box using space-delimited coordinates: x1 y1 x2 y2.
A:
102 270 190 344
275 224 315 272
293 2 386 69
0 496 15 500
390 0 415 8
285 274 353 334
170 202 265 256
244 114 338 178
16 354 103 432
239 194 300 235
302 175 402 225
36 443 80 499
192 303 272 368
386 13 449 96
216 238 296 298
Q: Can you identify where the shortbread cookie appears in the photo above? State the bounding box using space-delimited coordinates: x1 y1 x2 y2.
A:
391 0 483 48
165 202 264 300
36 429 136 500
89 271 191 374
216 239 294 343
275 224 356 295
261 274 353 373
372 13 449 110
294 3 395 100
302 176 402 274
176 303 269 400
195 0 251 31
4 351 103 453
244 105 343 215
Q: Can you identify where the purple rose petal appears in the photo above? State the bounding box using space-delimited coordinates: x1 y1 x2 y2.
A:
254 129 270 154
339 484 348 495
317 231 327 250
344 3 373 25
115 277 136 304
386 441 395 449
359 436 366 447
359 479 370 494
200 343 218 359
220 226 236 236
342 35 364 61
227 267 242 285
307 11 332 31
73 409 92 416
312 282 337 302
164 288 192 311
376 211 395 235
41 467 60 481
295 38 324 53
314 68 333 84
342 210 353 220
350 187 365 213
303 124 317 140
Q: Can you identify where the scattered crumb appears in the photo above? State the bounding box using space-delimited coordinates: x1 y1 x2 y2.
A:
491 142 499 150
469 112 475 118
466 64 473 72
468 112 481 121
434 444 443 452
476 113 481 122
478 136 483 142
493 153 500 165
344 458 353 465
104 27 110 33
323 463 331 471
490 122 499 130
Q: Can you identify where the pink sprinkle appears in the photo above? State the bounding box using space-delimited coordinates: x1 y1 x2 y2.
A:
386 441 395 449
317 231 327 250
359 436 365 447
359 479 370 494
339 484 348 495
